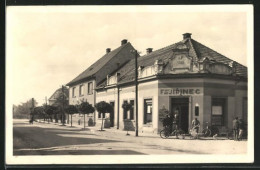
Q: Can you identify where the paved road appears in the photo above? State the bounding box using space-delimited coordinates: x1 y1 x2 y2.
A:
13 119 247 155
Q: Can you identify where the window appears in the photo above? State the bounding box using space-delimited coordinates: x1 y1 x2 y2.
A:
79 84 84 96
144 99 152 124
72 87 76 97
88 82 93 95
98 112 105 119
123 100 128 119
130 100 134 120
211 98 226 126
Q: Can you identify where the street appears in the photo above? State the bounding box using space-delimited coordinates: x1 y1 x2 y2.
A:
13 119 247 155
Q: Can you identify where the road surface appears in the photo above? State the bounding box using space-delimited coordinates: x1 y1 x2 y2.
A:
13 119 247 155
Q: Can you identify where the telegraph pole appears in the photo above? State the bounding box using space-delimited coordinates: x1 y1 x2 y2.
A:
31 98 35 121
62 85 65 125
134 50 139 137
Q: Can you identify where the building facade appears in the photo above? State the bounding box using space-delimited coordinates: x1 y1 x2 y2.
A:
95 33 248 134
66 40 138 123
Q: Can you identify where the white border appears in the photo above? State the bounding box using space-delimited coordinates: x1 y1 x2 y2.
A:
6 5 254 164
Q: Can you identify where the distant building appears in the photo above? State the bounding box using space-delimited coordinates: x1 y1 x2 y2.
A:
95 33 247 134
48 87 69 106
66 40 138 123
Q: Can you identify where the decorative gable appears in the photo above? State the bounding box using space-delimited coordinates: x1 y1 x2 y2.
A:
170 53 192 73
208 63 233 75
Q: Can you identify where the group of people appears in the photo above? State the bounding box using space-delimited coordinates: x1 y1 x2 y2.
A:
163 110 245 141
163 109 200 139
233 117 245 141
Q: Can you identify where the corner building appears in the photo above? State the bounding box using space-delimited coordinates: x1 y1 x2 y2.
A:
96 33 247 134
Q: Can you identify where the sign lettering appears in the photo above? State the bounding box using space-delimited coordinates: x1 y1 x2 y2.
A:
159 88 203 96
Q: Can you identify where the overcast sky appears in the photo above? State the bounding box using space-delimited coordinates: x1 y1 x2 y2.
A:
6 5 252 106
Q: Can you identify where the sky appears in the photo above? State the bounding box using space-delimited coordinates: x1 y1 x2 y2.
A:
6 5 252 106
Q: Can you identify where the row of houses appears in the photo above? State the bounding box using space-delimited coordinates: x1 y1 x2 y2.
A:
49 33 248 134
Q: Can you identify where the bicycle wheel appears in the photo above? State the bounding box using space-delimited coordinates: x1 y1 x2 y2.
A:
178 129 185 135
174 129 184 138
202 129 211 137
160 129 170 139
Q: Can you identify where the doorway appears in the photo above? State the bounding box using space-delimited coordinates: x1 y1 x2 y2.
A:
171 98 189 133
110 101 115 127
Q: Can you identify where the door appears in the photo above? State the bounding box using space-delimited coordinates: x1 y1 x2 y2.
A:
171 98 189 133
110 102 115 127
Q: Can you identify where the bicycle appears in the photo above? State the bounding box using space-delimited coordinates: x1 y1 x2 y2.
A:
201 122 211 137
160 125 185 139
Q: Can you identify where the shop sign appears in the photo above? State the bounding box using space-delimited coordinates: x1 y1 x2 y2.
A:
159 88 202 96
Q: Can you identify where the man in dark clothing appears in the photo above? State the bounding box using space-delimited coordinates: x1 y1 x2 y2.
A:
233 117 239 141
163 114 172 132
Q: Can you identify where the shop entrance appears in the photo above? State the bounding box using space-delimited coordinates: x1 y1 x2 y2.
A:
171 98 189 133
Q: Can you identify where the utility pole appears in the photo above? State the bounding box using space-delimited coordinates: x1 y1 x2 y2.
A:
31 98 35 120
134 50 139 137
62 85 65 125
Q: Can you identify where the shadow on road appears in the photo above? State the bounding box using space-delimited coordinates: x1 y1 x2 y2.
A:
13 125 122 155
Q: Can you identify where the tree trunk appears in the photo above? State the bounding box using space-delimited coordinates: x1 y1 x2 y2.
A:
67 113 70 124
71 114 72 127
101 113 104 131
84 114 86 129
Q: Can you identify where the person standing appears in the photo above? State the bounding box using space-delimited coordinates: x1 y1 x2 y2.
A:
191 117 200 139
173 109 180 138
163 114 172 132
233 117 239 141
238 118 244 141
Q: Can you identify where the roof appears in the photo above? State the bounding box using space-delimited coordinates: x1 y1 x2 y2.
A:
66 42 133 86
190 39 247 77
97 36 247 88
49 87 69 101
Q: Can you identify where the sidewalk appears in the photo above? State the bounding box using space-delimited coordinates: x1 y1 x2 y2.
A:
35 119 236 141
35 119 159 137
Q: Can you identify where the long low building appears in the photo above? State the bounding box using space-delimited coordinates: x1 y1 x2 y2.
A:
95 33 247 134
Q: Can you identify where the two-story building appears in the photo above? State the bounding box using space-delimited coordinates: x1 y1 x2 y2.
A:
66 40 138 125
95 33 248 134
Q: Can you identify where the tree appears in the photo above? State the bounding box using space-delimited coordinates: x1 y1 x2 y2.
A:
78 101 95 129
45 105 57 123
95 101 113 131
122 101 133 135
122 102 132 112
13 98 38 119
65 105 78 127
33 106 45 120
53 86 69 124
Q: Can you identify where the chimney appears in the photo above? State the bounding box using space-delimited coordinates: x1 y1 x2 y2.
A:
146 48 153 54
106 48 111 54
183 33 192 39
121 39 127 45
